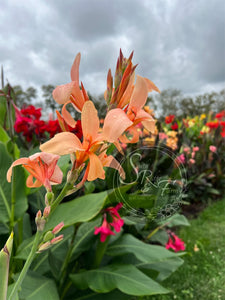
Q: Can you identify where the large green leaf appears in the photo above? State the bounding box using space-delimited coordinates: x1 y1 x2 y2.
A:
159 213 190 227
106 234 181 263
13 164 28 220
0 125 10 144
138 256 184 282
70 264 168 296
0 142 27 225
11 271 60 300
71 218 101 261
0 142 12 224
45 191 109 231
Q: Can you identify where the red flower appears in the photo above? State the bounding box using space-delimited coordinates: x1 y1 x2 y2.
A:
165 232 185 252
215 111 225 119
206 121 219 129
171 122 178 130
165 115 175 124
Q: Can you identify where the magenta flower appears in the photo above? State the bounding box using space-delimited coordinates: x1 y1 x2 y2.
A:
166 232 185 252
94 215 115 242
95 203 124 242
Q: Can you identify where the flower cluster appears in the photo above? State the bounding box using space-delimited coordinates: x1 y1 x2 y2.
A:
94 203 124 242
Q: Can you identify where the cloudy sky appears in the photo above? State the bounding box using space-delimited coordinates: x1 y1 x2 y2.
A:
1 0 225 98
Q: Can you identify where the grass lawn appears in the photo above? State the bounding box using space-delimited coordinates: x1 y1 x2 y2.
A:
145 198 225 300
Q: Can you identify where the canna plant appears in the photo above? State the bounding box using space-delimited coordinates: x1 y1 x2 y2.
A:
0 50 186 300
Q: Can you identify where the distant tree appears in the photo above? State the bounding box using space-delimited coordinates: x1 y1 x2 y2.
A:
13 85 37 108
42 85 60 118
153 89 182 118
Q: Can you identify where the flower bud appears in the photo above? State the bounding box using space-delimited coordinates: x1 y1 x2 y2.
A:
38 241 51 252
51 235 64 245
43 231 54 243
45 192 54 206
52 222 64 234
43 206 51 218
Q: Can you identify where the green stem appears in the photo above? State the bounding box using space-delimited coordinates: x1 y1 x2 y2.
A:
50 181 74 214
8 230 42 300
59 225 79 291
92 237 109 269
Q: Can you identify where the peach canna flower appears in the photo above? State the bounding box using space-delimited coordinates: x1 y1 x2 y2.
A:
103 75 159 143
7 152 63 191
40 101 125 182
52 53 89 127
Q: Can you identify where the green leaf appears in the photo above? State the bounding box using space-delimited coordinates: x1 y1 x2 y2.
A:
138 256 184 282
106 234 180 263
13 165 28 220
0 125 10 144
0 142 12 223
45 191 109 231
71 219 101 261
15 236 34 260
16 271 60 300
159 213 190 227
70 264 168 296
0 232 13 300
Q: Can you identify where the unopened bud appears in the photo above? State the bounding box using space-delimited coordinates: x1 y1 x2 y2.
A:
38 241 51 252
43 206 51 218
35 215 46 232
36 210 42 220
45 192 54 206
43 231 54 243
52 222 64 234
51 235 64 245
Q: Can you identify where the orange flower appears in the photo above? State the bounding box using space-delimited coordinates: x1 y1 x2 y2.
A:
52 53 89 127
40 101 125 182
7 152 63 191
103 75 159 143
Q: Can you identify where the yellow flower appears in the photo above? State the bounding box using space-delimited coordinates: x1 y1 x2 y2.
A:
200 114 206 120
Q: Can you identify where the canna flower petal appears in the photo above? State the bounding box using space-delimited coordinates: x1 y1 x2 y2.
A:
103 109 133 142
81 101 99 143
100 154 125 180
53 81 75 105
143 77 160 93
129 76 148 111
40 132 83 155
61 101 77 128
135 109 156 133
87 152 105 181
26 174 42 188
7 158 30 182
70 52 81 82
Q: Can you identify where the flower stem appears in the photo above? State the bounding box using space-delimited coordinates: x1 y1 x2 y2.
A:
50 181 74 214
92 237 109 268
8 230 42 300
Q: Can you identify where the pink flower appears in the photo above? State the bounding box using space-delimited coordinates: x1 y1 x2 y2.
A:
189 158 195 165
191 152 195 158
193 146 199 152
94 215 115 242
95 203 124 242
159 132 168 140
106 203 124 232
166 233 185 252
183 147 190 154
209 145 217 153
175 154 185 165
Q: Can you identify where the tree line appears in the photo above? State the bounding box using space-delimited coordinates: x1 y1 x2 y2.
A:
13 84 225 120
